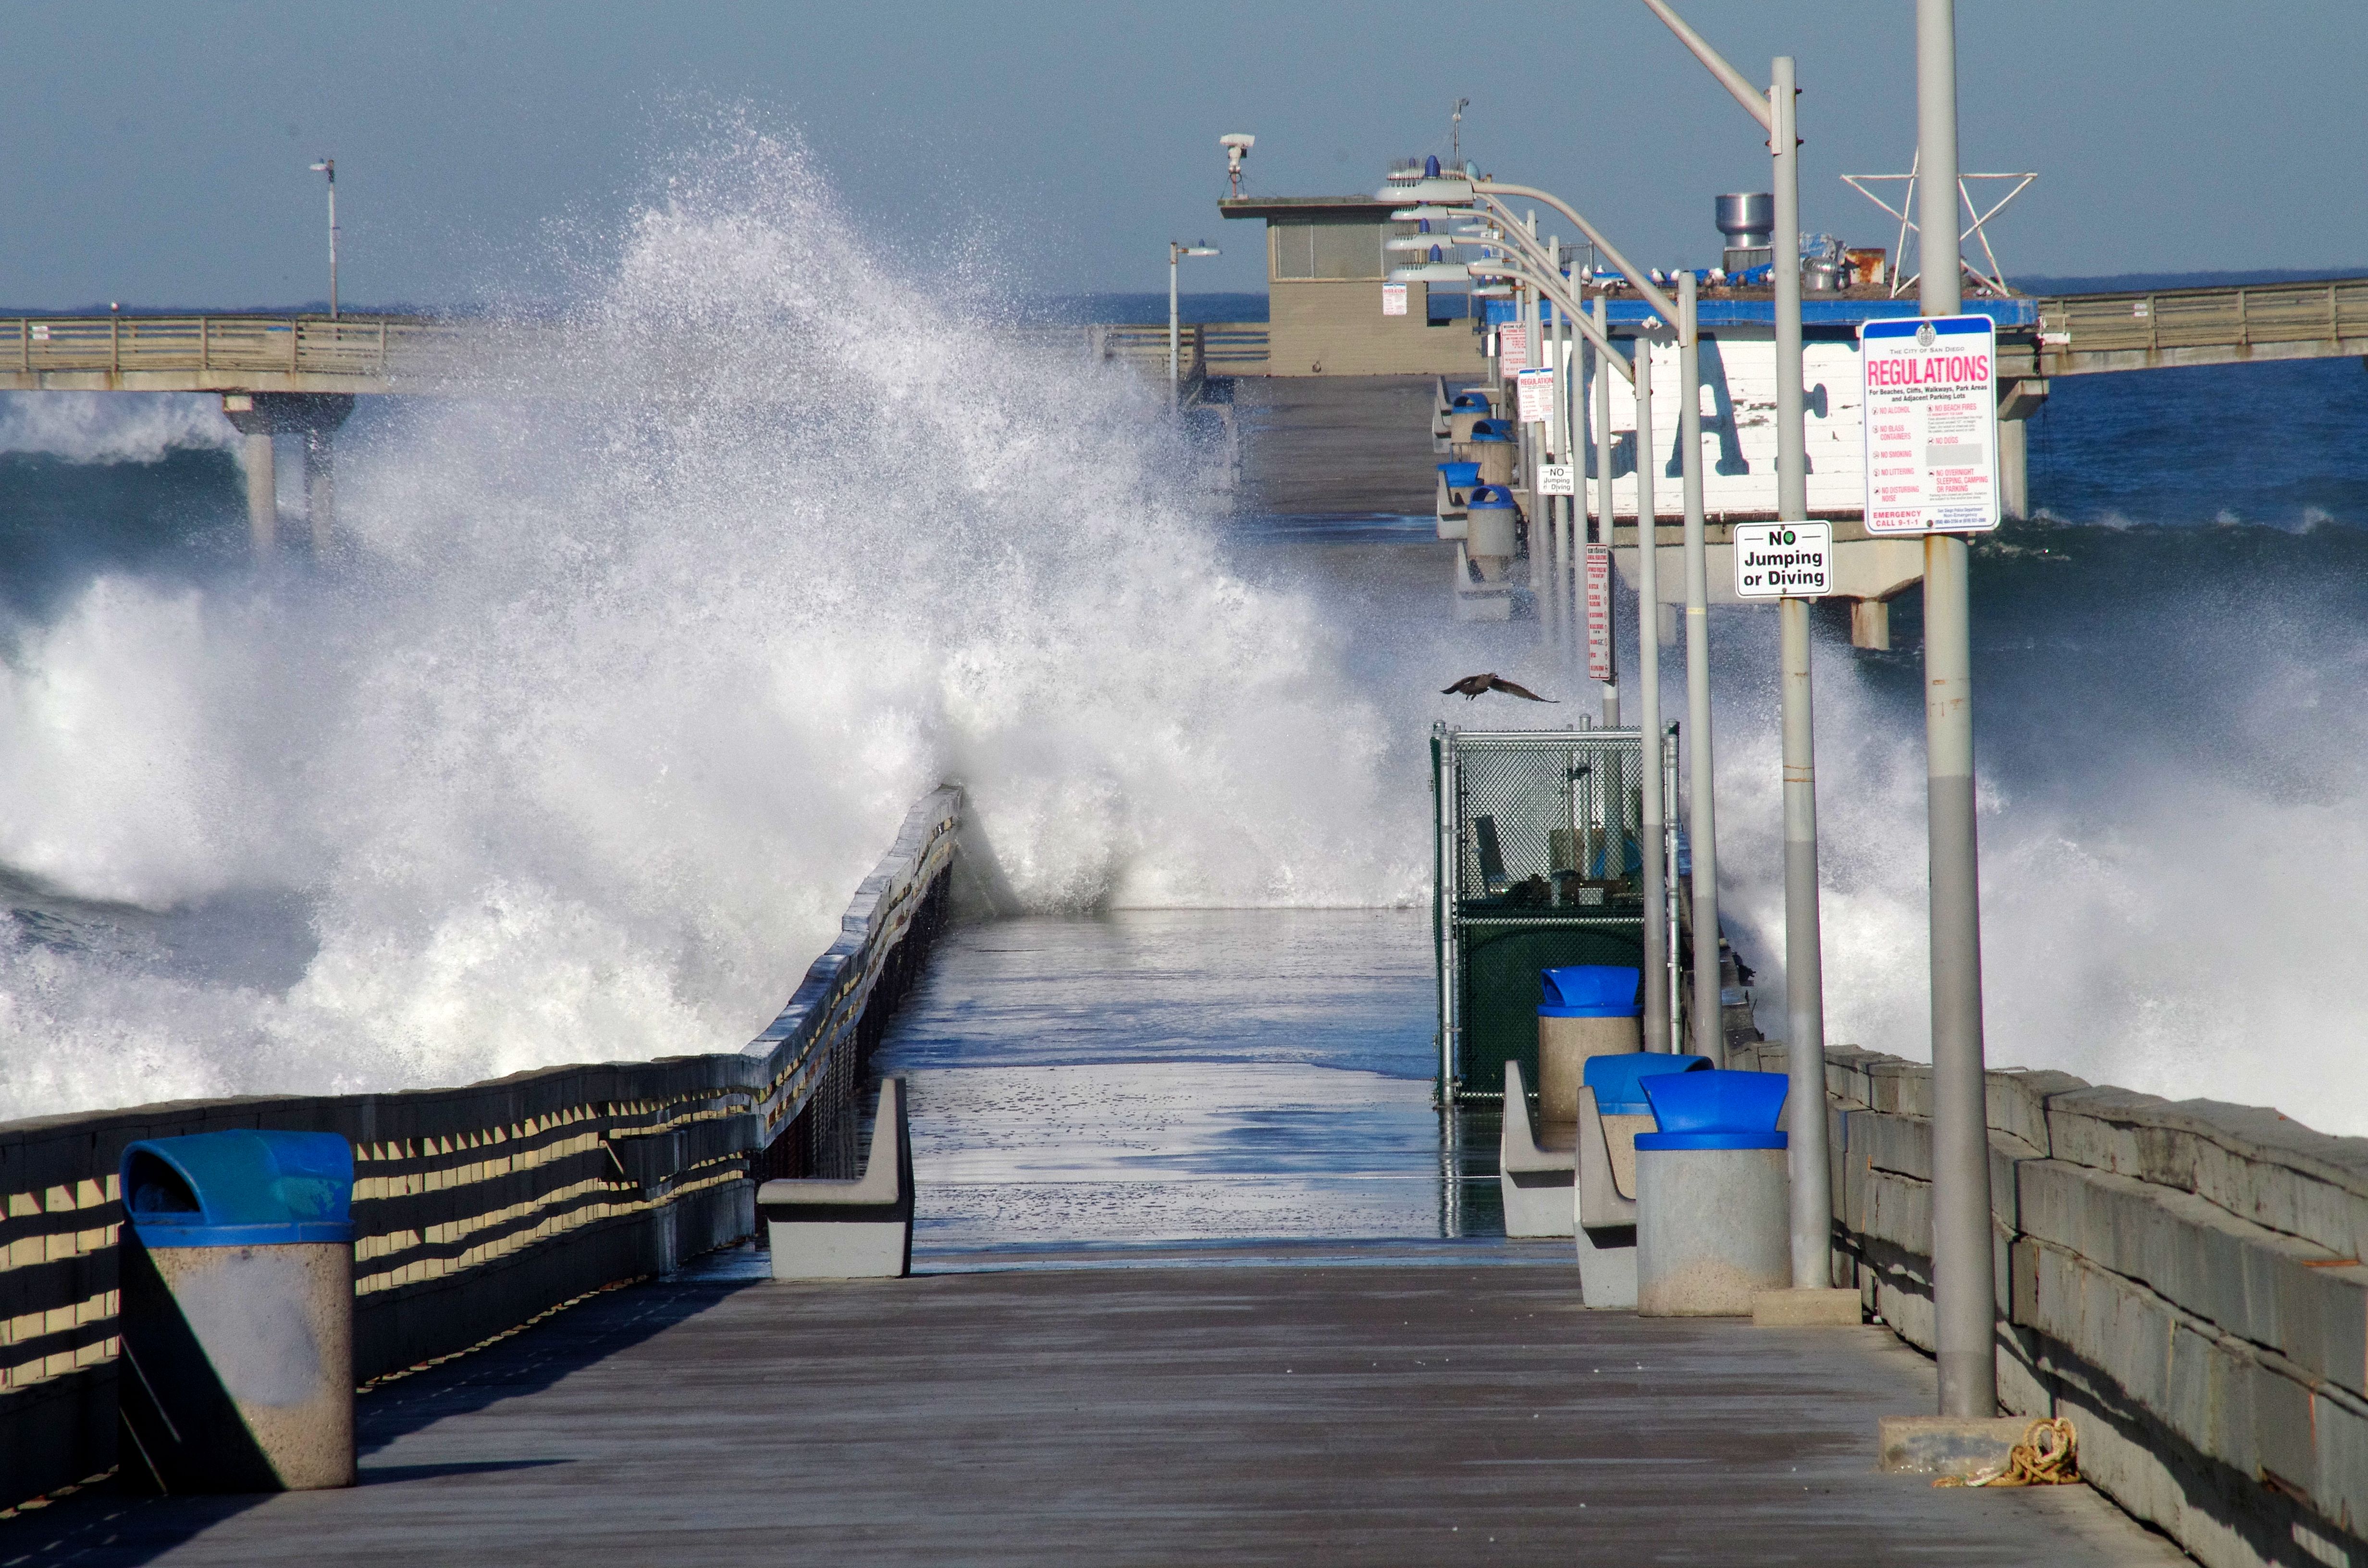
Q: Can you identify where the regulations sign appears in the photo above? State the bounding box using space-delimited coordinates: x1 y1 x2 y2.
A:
1496 323 1527 378
1733 521 1831 599
1584 546 1613 680
1516 366 1555 424
1859 314 1999 534
1381 282 1407 317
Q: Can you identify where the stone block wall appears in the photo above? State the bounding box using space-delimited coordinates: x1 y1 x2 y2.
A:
1733 1041 2368 1568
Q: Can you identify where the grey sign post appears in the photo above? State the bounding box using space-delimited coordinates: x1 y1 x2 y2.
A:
1641 0 1835 1285
1917 0 2000 1420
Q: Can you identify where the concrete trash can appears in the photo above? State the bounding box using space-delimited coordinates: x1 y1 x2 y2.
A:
1447 394 1492 444
1470 422 1517 488
118 1129 357 1493
1537 965 1642 1122
1633 1071 1789 1317
1465 485 1519 577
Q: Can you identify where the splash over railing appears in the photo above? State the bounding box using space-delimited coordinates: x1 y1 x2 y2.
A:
0 784 962 1509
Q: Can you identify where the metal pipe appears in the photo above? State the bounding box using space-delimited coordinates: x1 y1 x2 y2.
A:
1169 244 1181 407
1474 181 1680 325
1772 52 1833 1289
1634 334 1669 1055
1595 295 1619 727
1466 257 1628 384
1523 276 1547 630
1918 0 1998 1420
1678 272 1723 1066
1640 0 1774 129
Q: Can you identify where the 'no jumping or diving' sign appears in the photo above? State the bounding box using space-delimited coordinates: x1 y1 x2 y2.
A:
1859 314 2000 534
1734 522 1831 600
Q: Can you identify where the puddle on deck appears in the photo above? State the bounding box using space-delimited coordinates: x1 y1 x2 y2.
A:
876 911 1516 1262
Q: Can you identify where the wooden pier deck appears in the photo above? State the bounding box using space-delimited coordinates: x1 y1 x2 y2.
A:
6 1249 2188 1567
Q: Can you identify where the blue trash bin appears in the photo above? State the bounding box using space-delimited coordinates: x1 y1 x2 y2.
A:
1535 966 1644 1121
1633 1071 1791 1316
118 1130 357 1493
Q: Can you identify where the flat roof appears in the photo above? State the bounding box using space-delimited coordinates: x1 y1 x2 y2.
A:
1218 196 1404 222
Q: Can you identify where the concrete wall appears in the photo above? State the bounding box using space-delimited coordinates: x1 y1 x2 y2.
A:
1267 281 1486 377
0 787 963 1513
1732 1041 2368 1568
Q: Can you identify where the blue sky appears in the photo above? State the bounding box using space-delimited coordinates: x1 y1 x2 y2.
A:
2 1 2359 309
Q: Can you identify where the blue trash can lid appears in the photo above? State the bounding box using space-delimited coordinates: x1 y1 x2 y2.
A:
1583 1053 1712 1114
1470 420 1513 441
1450 393 1490 411
121 1129 355 1248
1540 964 1640 1017
1437 460 1481 484
1640 1068 1788 1134
1468 485 1517 509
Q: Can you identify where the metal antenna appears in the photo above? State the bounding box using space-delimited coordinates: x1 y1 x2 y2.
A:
1450 98 1468 166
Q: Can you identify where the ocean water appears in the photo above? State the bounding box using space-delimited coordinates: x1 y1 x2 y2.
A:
3 134 2366 1136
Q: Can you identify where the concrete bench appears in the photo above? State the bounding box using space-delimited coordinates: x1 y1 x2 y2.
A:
758 1077 914 1281
1575 1054 1711 1307
1500 1060 1577 1238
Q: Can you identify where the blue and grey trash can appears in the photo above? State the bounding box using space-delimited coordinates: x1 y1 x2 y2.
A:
118 1129 357 1492
1633 1071 1790 1316
1536 965 1641 1122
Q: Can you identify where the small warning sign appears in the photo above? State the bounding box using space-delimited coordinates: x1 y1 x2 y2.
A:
1859 314 1999 534
1733 522 1832 599
1497 323 1527 378
1517 366 1555 424
1536 463 1576 496
1381 283 1407 317
1584 545 1613 680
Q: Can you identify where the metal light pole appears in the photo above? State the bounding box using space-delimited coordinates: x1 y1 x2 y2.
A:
1641 0 1838 1290
1918 0 1998 1420
1635 339 1672 1054
1168 241 1219 407
309 159 338 318
1676 271 1723 1066
1401 164 1681 1050
1768 50 1836 1296
1595 295 1619 727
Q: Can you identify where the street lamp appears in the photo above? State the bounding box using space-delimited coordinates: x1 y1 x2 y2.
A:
308 159 338 318
1168 241 1220 405
1382 165 1717 1064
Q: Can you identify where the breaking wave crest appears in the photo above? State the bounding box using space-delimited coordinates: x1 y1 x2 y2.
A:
0 124 1418 1121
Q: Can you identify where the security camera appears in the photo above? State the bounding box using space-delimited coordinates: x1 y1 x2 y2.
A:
1221 133 1255 196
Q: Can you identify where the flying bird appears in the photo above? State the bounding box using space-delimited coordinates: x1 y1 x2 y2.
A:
1441 673 1556 703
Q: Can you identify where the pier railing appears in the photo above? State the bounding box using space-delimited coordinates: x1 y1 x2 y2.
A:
2034 276 2368 373
0 784 962 1511
1734 1039 2368 1568
2 314 481 388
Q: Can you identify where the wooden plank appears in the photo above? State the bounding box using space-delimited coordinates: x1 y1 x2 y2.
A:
4 1260 2188 1564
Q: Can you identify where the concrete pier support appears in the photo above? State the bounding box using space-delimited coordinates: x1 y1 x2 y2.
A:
1850 599 1890 651
220 392 356 558
1996 378 2049 521
236 429 278 554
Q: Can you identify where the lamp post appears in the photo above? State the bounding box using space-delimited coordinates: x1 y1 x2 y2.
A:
1641 0 1838 1287
308 159 338 318
1169 241 1219 406
1427 196 1677 1059
1917 0 1999 1421
1446 180 1711 1061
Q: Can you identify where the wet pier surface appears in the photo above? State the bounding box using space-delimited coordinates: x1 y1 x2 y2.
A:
9 1262 2183 1566
1 914 2187 1564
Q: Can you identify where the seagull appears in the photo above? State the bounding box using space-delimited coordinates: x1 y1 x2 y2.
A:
1441 674 1556 702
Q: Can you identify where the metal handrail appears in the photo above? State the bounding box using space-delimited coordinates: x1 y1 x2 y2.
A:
2038 277 2368 353
0 314 488 381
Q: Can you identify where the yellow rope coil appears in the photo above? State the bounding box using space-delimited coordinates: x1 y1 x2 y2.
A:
1935 1416 2078 1488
